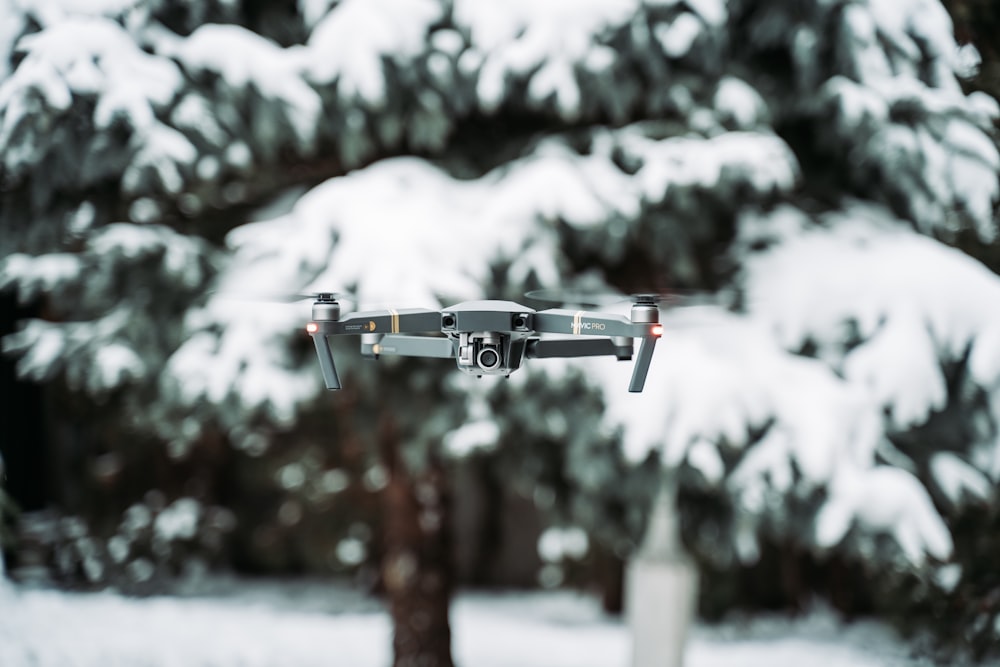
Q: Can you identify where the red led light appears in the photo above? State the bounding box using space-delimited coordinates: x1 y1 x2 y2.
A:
306 322 319 334
651 324 664 337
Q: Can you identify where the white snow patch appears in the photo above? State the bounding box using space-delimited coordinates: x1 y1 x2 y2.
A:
684 0 726 27
821 466 953 564
0 18 181 169
154 498 201 542
93 343 145 388
0 584 933 667
172 25 320 145
742 203 1000 429
930 452 992 506
0 253 83 298
306 0 443 105
538 526 590 562
185 127 797 416
713 77 766 128
455 0 636 113
5 320 66 381
0 3 26 81
654 13 702 59
445 420 500 456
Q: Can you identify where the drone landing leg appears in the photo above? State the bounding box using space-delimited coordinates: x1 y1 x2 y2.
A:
311 333 342 390
628 336 658 393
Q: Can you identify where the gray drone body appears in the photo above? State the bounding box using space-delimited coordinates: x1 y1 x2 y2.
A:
307 295 662 392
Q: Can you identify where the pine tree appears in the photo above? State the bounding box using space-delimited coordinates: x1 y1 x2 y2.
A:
2 0 1000 662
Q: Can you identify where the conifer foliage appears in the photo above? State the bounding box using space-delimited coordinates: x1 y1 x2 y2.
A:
1 0 999 661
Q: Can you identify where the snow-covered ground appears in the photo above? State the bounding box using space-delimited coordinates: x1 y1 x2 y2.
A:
0 578 939 667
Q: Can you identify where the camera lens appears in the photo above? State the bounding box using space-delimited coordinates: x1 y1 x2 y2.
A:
477 347 501 370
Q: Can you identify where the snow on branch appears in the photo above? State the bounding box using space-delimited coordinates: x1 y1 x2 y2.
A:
0 16 201 212
531 295 954 566
306 0 444 106
559 199 1000 567
815 76 999 240
455 0 727 121
1 223 213 395
0 3 26 81
741 202 1000 432
179 124 796 425
168 25 321 148
455 0 637 117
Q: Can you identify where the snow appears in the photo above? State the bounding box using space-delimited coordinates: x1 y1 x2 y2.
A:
684 0 726 28
538 526 590 561
93 344 145 389
3 319 65 382
444 420 500 456
86 224 208 286
0 253 83 299
5 17 180 119
816 0 1000 240
707 202 1000 560
713 77 766 129
180 125 798 421
819 465 953 564
9 0 137 27
154 499 202 542
548 199 1000 565
166 304 318 426
654 13 702 59
610 129 799 204
0 3 26 81
169 118 992 566
122 124 197 196
0 582 937 667
955 43 983 79
742 204 1000 429
306 0 443 105
929 452 992 507
1 0 996 598
454 0 637 113
170 25 320 145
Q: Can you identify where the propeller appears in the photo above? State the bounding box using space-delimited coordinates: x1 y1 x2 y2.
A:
212 290 355 304
524 288 724 309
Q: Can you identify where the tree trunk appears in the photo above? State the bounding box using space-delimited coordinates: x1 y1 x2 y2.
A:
379 414 454 667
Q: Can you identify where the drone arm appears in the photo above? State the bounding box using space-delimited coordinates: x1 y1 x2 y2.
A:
533 310 651 338
526 338 632 360
362 335 455 359
334 308 442 335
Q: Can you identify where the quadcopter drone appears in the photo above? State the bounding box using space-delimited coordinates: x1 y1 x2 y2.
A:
305 293 664 393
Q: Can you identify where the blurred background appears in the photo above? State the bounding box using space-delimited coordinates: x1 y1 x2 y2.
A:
2 1 1000 666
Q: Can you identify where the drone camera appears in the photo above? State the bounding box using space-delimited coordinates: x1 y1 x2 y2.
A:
456 332 508 375
512 313 531 331
476 344 503 371
441 313 457 330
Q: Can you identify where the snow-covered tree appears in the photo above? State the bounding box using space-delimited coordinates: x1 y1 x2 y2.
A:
2 0 1000 662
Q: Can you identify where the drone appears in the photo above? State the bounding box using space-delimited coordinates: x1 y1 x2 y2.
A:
305 293 664 393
